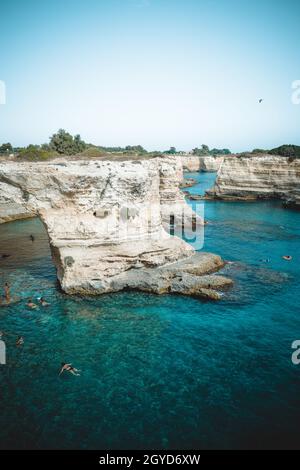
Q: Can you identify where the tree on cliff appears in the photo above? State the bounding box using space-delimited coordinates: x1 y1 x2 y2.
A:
125 145 147 154
210 148 231 155
192 145 210 156
164 146 177 154
49 129 86 155
269 145 300 159
192 145 231 156
0 143 13 154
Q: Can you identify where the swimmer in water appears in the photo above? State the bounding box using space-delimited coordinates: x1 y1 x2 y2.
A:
282 255 292 261
16 336 24 346
39 297 50 307
27 299 37 309
4 282 10 302
59 363 81 376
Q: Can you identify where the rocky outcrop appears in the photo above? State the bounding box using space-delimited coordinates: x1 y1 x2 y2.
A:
178 155 224 172
66 252 231 300
198 156 224 172
207 154 300 205
180 178 197 188
0 156 230 299
180 155 202 172
282 190 300 210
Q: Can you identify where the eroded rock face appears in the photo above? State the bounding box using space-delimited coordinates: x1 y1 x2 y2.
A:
0 156 229 298
207 154 300 206
177 155 224 172
105 252 231 300
198 156 224 172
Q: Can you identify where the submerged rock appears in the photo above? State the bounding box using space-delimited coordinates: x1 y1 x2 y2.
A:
188 194 203 200
180 178 197 188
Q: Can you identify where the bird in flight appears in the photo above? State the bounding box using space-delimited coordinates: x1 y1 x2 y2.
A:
259 98 263 103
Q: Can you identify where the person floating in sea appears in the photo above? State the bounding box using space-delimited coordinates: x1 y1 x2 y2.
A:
4 282 10 303
38 297 50 307
282 255 292 261
59 363 81 376
16 336 24 346
27 299 37 309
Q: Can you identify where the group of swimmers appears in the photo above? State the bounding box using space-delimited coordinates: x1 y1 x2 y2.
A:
27 297 50 309
1 330 79 375
1 284 81 377
1 282 50 308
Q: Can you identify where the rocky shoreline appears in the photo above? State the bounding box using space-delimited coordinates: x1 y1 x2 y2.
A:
206 154 300 208
65 252 232 300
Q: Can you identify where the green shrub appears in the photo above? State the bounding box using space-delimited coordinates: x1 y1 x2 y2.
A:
0 142 13 154
252 148 268 154
269 145 300 158
17 145 58 161
79 147 106 158
192 145 231 156
49 129 86 155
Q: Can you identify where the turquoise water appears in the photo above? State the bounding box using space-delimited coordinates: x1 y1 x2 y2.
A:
0 172 300 449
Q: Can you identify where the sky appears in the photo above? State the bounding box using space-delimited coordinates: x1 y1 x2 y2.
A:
0 0 300 152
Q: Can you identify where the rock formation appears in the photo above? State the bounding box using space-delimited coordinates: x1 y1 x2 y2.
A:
0 156 230 299
178 155 224 172
206 154 300 207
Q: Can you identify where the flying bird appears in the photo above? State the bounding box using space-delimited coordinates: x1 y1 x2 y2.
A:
259 99 263 103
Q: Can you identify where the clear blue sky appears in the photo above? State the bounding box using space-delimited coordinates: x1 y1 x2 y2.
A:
0 0 300 152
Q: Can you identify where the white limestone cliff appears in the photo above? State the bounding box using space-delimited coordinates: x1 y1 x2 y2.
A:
0 156 230 298
207 154 300 207
178 155 224 172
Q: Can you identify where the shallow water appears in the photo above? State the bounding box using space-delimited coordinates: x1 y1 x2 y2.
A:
0 172 300 449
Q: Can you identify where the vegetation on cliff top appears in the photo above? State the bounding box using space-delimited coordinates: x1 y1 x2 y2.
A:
238 145 300 159
269 145 300 159
1 131 299 161
0 130 234 160
0 143 13 154
192 144 231 156
17 145 59 161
